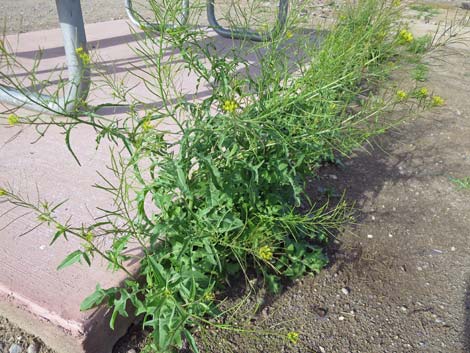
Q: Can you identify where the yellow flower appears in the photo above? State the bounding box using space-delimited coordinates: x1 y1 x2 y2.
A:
203 291 215 301
417 87 428 98
142 119 153 132
378 30 387 40
399 29 414 43
258 245 273 261
432 95 444 106
7 114 19 126
396 90 408 100
222 99 238 113
37 214 50 223
287 331 299 344
286 30 294 39
85 231 94 242
261 23 270 32
0 188 6 196
75 47 90 65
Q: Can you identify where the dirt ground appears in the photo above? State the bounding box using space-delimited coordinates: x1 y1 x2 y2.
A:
1 1 470 353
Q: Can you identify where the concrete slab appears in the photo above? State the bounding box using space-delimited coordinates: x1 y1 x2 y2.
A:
0 19 229 353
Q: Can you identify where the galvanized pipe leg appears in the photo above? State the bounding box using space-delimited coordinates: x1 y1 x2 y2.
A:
0 0 90 113
206 0 288 41
125 0 190 31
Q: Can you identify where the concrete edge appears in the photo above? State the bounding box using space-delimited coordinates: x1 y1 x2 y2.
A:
0 283 135 353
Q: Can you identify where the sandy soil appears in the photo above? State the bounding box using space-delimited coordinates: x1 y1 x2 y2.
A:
1 1 470 353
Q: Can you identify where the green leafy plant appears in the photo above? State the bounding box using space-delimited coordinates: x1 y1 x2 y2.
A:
450 176 470 190
409 3 440 21
412 62 429 81
0 0 446 351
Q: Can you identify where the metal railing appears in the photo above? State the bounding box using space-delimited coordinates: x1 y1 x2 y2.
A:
0 0 288 113
0 0 90 113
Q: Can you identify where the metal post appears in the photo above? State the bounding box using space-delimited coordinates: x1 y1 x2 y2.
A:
125 0 190 31
0 0 90 113
206 0 288 41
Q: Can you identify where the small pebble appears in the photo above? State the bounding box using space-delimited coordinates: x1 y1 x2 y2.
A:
9 344 22 353
451 247 456 251
319 346 326 353
329 174 338 180
389 233 393 238
341 287 350 295
367 234 373 239
417 266 423 271
338 316 345 321
127 349 137 353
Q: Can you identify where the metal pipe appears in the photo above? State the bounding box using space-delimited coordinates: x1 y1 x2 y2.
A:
206 0 288 41
0 0 90 114
124 0 190 31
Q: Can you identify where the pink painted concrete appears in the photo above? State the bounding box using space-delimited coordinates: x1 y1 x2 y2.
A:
0 19 241 353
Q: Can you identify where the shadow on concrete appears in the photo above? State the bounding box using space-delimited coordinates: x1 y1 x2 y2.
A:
14 32 148 60
5 26 325 116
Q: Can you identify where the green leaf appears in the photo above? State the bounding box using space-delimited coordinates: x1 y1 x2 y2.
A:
148 256 167 287
65 126 82 166
50 230 63 246
57 250 83 270
183 329 200 353
110 290 130 330
266 275 281 294
80 285 106 311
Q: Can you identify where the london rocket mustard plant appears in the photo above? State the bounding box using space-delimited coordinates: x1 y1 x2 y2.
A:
0 0 442 351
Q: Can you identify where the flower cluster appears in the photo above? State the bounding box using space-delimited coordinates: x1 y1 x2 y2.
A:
258 245 273 261
432 95 445 106
396 90 408 101
75 47 91 66
399 29 414 43
287 331 300 344
222 99 238 113
141 119 153 132
417 87 428 98
203 291 215 301
7 114 19 126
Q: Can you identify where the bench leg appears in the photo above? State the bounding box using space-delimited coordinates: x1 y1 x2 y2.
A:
0 0 90 114
206 0 288 41
125 0 190 30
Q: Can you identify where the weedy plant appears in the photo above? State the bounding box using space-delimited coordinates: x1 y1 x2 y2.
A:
0 0 453 351
450 176 470 190
409 3 440 21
